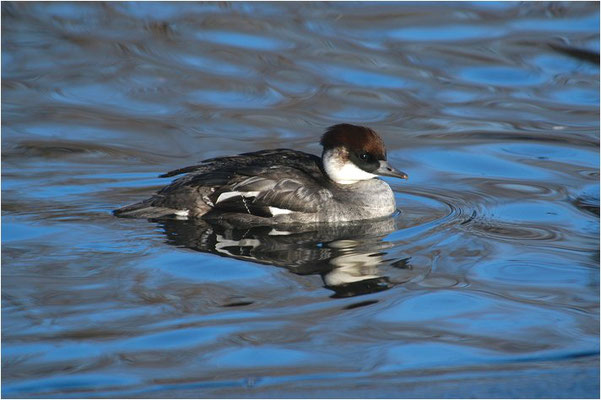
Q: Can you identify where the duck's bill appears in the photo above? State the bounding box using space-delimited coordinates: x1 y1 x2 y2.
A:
377 160 408 180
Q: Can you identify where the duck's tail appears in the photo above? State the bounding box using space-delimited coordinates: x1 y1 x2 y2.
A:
113 199 190 219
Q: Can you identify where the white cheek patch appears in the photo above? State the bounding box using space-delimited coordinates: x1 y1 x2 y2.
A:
323 150 377 185
216 191 260 204
330 162 377 184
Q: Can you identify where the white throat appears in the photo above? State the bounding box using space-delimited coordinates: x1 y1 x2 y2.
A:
322 148 377 185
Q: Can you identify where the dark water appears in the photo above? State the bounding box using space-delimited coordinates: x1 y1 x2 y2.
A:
2 2 599 398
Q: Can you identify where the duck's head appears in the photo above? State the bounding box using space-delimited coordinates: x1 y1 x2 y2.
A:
320 124 408 185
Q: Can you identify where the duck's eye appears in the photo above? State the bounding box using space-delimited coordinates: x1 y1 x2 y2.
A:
360 152 370 161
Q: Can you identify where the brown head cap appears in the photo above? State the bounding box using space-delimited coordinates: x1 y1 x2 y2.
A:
320 124 387 160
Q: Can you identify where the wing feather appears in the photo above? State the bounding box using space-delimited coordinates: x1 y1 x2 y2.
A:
211 168 332 215
126 149 330 219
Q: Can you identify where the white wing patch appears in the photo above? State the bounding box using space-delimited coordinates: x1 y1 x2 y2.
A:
174 209 190 219
268 228 292 236
268 206 293 216
216 191 260 204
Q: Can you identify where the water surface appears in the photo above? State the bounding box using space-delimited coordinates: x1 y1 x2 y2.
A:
2 2 599 398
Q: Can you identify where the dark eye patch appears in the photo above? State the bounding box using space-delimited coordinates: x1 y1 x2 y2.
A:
351 151 379 173
360 152 373 161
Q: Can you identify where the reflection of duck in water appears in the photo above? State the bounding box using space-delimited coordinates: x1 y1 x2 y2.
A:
159 216 416 298
114 124 408 226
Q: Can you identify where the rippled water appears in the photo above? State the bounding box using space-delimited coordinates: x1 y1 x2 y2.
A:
2 2 599 398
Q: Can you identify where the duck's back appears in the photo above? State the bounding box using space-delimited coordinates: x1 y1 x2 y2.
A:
113 149 332 222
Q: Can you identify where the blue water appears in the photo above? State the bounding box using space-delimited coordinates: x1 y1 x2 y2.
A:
2 2 599 398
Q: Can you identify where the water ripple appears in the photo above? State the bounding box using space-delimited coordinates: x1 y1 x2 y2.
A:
2 2 598 398
187 87 284 109
194 31 294 51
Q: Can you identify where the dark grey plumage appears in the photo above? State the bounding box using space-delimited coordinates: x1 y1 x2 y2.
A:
113 149 334 222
